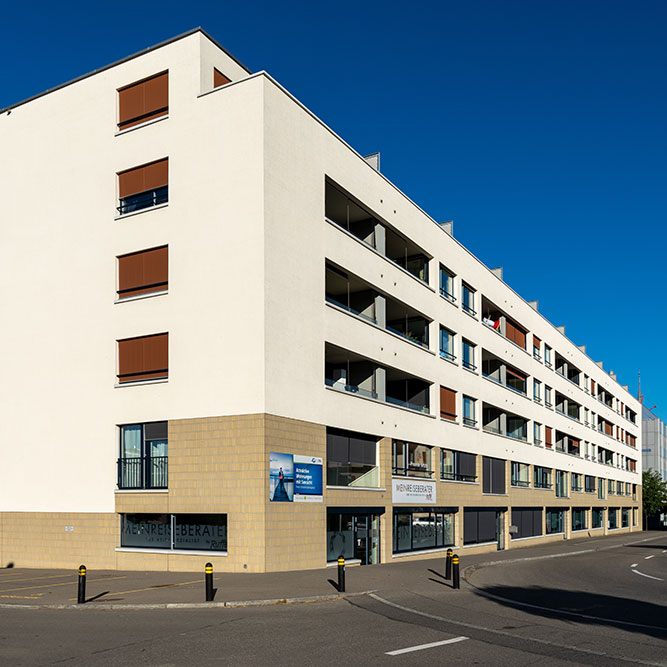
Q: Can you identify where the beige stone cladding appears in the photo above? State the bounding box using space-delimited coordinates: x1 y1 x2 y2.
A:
0 513 117 569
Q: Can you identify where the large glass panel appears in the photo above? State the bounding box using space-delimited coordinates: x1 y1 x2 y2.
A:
439 327 455 361
412 513 436 550
327 514 355 561
174 514 227 551
121 424 142 458
121 513 171 549
546 510 564 534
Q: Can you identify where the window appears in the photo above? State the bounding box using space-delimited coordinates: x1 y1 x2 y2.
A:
326 428 378 488
506 367 527 395
534 422 542 445
544 345 552 368
533 336 542 360
511 508 542 539
533 380 541 403
511 462 530 487
545 386 553 408
393 440 432 478
118 421 168 489
118 71 168 130
592 508 603 528
622 508 629 528
572 508 587 531
608 508 618 529
441 449 476 482
117 333 168 384
439 265 455 302
545 426 553 449
118 158 168 215
462 396 477 427
571 473 582 492
120 513 227 552
482 456 506 495
462 283 476 316
439 327 456 361
213 68 231 87
117 246 168 300
546 509 564 534
464 508 499 545
555 470 568 497
598 477 606 499
393 509 455 553
585 475 596 493
534 466 552 489
633 508 638 526
462 339 476 371
608 479 614 495
617 481 624 496
440 386 457 421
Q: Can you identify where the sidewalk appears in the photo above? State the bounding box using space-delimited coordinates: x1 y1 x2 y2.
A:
0 531 662 609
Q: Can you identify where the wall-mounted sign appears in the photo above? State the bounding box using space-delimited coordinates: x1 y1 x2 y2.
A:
392 479 436 504
270 452 323 503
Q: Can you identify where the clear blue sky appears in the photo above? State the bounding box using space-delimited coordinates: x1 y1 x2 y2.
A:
2 1 665 414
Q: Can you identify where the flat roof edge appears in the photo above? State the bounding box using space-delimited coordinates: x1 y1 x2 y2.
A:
0 27 252 115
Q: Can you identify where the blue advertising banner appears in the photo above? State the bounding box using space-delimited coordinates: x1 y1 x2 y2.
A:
269 453 323 503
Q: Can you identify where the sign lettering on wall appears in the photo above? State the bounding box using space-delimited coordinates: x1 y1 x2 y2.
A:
392 479 436 504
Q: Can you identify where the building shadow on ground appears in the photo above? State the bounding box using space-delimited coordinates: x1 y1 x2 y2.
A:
470 584 667 641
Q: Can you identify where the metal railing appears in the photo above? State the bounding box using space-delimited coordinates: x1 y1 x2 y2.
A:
439 287 456 302
440 349 456 362
118 186 168 215
118 456 168 489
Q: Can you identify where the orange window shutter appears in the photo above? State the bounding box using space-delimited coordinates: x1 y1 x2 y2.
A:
440 387 456 419
118 72 168 130
118 159 168 198
143 333 168 379
214 68 231 87
545 427 553 445
118 337 144 383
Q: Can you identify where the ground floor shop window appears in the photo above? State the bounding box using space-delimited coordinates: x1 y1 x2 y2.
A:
633 508 638 527
572 508 587 531
120 513 227 551
592 508 603 528
510 507 542 538
546 509 564 534
622 508 630 528
608 508 618 529
327 510 381 565
464 508 503 545
393 508 455 553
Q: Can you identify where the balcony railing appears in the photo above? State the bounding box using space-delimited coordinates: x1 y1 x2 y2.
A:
511 479 531 488
325 378 378 400
386 395 430 414
118 186 168 215
325 296 376 323
117 456 168 489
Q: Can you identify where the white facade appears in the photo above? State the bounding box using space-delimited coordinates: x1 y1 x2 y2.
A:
0 29 642 570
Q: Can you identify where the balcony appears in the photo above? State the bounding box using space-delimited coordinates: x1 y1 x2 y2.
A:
482 350 527 396
325 343 430 414
118 186 168 215
482 403 528 442
117 456 168 489
481 296 527 350
325 181 429 284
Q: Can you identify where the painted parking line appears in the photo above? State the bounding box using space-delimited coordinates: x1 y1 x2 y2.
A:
386 636 468 656
631 569 664 581
0 576 126 593
644 555 655 560
0 594 44 600
67 579 202 602
0 574 74 585
631 563 638 567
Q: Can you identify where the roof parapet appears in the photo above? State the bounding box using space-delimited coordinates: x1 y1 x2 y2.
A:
527 300 538 311
490 267 503 281
439 220 453 237
363 153 380 172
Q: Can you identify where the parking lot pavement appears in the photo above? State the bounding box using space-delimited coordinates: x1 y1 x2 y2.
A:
0 531 662 608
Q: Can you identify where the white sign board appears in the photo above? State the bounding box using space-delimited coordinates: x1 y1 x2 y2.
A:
392 479 436 504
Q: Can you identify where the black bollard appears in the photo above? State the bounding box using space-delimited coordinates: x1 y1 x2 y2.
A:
77 565 86 604
337 555 346 593
205 562 214 601
452 554 460 589
445 548 453 579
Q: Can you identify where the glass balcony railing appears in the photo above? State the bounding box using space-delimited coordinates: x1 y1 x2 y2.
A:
325 296 376 323
118 186 168 215
385 395 430 414
325 377 378 400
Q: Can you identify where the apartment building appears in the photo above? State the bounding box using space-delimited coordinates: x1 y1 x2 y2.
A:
642 406 667 482
0 29 642 572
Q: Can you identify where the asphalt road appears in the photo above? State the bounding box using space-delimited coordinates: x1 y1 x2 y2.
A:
1 536 665 666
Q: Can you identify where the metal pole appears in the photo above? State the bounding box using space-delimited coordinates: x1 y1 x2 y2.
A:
445 548 453 579
77 565 86 604
337 555 346 593
452 554 460 589
205 562 214 601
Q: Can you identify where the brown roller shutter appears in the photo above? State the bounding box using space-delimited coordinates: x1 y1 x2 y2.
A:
118 71 168 130
505 320 527 349
214 68 231 87
533 336 541 349
118 333 168 383
591 379 596 394
119 159 168 198
545 427 553 447
506 367 527 381
118 246 168 298
440 386 457 420
604 421 613 436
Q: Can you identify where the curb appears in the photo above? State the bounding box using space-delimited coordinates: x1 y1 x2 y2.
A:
0 589 375 611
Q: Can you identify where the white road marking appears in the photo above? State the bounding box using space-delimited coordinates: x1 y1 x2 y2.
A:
662 550 667 554
369 594 666 665
632 569 664 581
644 555 655 560
630 563 638 567
386 636 468 656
